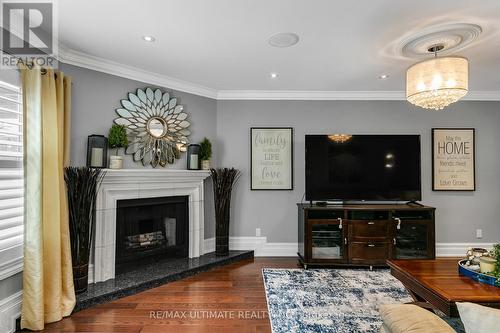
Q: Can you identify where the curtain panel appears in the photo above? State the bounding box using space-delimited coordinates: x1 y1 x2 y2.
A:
20 65 75 330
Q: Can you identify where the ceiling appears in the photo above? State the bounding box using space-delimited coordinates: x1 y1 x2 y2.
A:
58 0 500 99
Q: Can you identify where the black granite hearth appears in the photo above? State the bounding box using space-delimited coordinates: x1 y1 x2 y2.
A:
75 250 254 312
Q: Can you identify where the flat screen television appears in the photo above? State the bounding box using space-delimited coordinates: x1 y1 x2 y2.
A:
305 135 421 202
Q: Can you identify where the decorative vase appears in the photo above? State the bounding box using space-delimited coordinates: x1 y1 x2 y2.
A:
211 168 240 256
201 160 211 170
72 263 89 293
65 167 105 294
109 155 123 169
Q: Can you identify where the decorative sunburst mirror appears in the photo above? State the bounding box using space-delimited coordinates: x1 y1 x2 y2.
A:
114 87 191 168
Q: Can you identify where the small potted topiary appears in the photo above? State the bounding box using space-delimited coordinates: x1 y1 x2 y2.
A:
199 137 212 170
108 124 128 169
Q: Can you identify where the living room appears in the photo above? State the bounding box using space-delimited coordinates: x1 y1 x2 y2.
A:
0 1 499 333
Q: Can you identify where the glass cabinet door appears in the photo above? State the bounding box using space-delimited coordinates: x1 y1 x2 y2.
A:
311 223 344 260
395 222 429 259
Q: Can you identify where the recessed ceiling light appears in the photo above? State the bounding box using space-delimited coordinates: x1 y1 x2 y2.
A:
268 32 300 48
379 74 389 79
143 36 156 42
270 73 278 79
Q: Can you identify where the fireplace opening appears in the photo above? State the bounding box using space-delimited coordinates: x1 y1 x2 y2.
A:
115 196 189 274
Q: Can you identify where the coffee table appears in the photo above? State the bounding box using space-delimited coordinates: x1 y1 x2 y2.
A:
387 258 500 317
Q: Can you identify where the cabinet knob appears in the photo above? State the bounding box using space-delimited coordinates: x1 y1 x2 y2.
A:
368 244 375 247
344 238 347 245
393 238 396 245
368 221 375 225
394 217 401 230
338 217 343 229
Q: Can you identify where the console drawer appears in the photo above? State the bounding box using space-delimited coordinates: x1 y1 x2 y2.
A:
349 220 392 240
307 210 344 220
349 242 391 265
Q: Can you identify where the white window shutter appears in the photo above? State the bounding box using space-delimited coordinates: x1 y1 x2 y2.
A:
0 80 23 278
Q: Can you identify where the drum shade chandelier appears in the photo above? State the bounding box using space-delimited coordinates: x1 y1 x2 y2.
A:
406 44 468 110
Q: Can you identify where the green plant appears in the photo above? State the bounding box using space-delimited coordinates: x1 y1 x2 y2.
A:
199 137 212 161
490 244 500 279
108 124 128 154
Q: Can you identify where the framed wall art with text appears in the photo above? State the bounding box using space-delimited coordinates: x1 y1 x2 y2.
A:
250 127 293 190
432 128 475 191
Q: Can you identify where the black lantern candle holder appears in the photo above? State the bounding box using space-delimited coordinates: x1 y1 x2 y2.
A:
86 135 108 168
187 144 200 170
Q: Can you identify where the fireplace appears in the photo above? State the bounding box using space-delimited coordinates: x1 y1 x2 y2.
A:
90 169 210 283
115 196 189 273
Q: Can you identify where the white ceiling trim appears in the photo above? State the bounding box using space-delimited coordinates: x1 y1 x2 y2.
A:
58 47 218 99
216 90 500 100
58 47 500 101
216 90 406 100
462 91 500 101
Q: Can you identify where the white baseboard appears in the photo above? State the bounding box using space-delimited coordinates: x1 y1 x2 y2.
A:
204 237 296 257
204 237 495 258
0 291 22 333
203 238 215 254
436 243 494 257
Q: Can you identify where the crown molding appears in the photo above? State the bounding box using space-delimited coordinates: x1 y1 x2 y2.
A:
57 47 500 101
463 91 500 101
216 90 406 100
216 90 500 101
57 46 218 99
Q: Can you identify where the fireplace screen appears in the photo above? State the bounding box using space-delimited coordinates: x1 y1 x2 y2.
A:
115 196 188 273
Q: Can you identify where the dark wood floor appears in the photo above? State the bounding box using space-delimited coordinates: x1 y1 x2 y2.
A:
34 258 299 333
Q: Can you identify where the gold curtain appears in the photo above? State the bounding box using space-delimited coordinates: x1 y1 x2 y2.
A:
20 65 75 330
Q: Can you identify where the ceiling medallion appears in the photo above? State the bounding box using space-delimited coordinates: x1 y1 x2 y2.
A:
114 87 191 167
399 23 482 58
328 134 352 143
406 44 468 110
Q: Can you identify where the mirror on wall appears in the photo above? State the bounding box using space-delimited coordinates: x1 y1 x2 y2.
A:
114 87 191 168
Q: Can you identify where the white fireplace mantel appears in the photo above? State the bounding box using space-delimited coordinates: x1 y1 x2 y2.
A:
90 168 211 283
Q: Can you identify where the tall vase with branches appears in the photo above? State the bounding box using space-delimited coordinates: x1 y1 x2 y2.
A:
211 168 240 256
64 167 105 293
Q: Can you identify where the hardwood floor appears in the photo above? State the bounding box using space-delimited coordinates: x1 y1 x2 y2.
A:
33 258 299 333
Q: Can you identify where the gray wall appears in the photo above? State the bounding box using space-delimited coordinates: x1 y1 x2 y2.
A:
217 100 500 243
60 63 217 239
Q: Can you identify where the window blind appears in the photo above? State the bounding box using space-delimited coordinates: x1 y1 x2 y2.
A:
0 80 23 255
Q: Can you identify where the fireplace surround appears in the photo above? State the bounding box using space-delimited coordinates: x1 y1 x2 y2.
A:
89 169 211 283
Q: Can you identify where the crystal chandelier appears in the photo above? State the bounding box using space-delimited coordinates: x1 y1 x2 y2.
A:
328 134 352 143
406 45 468 110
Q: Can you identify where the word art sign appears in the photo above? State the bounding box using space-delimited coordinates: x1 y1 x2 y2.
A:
251 128 293 190
432 128 475 191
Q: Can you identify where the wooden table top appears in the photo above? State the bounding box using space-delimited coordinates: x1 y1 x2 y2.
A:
387 258 500 303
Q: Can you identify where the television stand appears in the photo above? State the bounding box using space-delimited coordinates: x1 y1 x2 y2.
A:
297 203 435 269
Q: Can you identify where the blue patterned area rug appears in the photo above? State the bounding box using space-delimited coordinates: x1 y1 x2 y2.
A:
262 268 465 333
